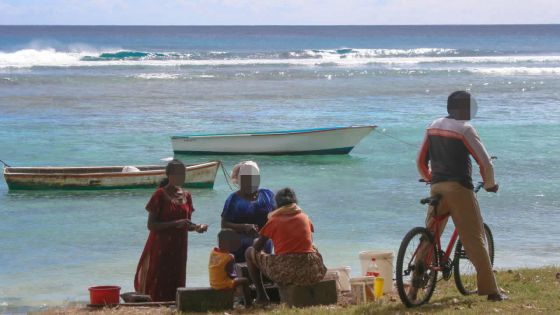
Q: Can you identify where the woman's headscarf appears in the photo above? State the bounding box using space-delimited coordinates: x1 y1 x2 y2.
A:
230 161 260 185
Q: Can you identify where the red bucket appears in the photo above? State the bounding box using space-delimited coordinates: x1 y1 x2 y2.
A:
88 286 121 305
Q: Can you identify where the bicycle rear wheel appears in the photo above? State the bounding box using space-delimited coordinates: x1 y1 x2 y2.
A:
453 223 494 295
396 227 438 308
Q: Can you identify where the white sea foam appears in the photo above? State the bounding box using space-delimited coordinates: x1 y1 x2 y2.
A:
292 48 458 59
0 48 89 68
134 73 181 80
3 48 560 68
468 67 560 75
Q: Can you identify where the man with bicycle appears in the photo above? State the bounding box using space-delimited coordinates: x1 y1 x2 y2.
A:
416 91 507 301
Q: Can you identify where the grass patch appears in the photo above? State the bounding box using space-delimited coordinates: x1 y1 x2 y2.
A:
37 266 560 315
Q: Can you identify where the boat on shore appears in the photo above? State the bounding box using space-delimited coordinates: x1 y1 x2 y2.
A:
3 161 220 190
171 125 376 155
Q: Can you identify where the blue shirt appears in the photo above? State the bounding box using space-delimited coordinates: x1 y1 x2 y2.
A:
221 189 275 262
221 189 276 229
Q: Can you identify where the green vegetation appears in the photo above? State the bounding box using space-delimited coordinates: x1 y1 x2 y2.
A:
39 266 560 315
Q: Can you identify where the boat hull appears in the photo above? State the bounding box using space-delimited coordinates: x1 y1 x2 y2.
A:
171 125 375 155
3 161 220 190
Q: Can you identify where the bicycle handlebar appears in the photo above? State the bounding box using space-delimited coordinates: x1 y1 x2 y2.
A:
474 182 485 193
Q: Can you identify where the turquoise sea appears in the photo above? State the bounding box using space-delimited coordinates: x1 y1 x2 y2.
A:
1 25 559 313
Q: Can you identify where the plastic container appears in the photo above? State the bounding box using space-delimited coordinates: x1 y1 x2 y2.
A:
359 251 394 293
325 266 351 292
365 258 380 277
374 277 384 298
350 276 375 303
89 286 121 305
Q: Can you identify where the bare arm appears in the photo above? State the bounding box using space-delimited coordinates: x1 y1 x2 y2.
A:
253 235 269 252
147 212 193 232
225 256 237 279
221 218 258 235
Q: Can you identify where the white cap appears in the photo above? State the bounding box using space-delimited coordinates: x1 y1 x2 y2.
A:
238 161 260 176
231 160 260 185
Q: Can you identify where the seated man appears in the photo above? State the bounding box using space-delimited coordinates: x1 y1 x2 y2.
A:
245 187 327 305
209 229 252 306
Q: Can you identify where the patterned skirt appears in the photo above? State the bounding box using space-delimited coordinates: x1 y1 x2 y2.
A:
254 247 327 287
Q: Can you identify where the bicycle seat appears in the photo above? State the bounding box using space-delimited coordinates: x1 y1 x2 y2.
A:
420 194 442 206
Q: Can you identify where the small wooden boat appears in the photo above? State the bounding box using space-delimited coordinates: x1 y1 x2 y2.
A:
3 161 220 190
171 125 376 155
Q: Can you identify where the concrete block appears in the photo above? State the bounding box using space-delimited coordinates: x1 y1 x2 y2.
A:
279 280 338 307
176 287 233 312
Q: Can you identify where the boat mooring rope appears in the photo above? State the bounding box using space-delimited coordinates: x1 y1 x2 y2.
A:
0 159 11 167
373 128 419 148
218 161 235 191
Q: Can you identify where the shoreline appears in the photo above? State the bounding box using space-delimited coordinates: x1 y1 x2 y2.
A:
23 266 559 315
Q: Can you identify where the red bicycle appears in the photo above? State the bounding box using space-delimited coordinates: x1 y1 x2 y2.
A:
395 181 494 307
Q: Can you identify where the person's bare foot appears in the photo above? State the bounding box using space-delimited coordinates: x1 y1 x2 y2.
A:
487 293 509 301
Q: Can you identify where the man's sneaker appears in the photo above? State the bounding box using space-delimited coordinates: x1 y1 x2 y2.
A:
487 293 509 301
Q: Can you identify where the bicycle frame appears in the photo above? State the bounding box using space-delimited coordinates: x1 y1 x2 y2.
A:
414 182 485 272
428 214 457 271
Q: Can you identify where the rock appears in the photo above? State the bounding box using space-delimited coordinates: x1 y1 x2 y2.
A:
176 287 234 312
279 280 337 308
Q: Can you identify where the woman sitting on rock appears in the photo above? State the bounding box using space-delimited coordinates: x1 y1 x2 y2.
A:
245 187 327 305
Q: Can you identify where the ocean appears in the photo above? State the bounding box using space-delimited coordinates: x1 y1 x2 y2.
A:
0 25 559 313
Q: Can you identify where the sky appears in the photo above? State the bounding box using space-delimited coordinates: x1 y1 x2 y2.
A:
0 0 559 25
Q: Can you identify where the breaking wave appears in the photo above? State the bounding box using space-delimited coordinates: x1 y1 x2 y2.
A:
2 47 560 69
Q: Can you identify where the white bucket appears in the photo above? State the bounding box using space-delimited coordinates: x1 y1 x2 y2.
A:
325 266 351 292
358 250 394 293
350 276 375 303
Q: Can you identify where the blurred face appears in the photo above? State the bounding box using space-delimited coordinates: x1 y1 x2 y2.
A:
167 165 186 187
239 174 260 194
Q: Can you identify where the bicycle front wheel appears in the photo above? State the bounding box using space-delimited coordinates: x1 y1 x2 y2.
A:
453 223 495 295
396 227 438 308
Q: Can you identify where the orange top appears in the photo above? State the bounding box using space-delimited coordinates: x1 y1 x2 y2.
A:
208 248 235 289
260 212 315 255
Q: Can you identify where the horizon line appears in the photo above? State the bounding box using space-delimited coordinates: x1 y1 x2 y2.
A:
1 23 559 27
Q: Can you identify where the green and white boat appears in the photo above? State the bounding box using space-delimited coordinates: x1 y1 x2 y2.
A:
3 161 220 190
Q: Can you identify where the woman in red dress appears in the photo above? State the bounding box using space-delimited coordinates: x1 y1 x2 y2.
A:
134 159 208 301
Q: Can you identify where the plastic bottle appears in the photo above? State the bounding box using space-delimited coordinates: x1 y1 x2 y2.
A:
365 257 380 277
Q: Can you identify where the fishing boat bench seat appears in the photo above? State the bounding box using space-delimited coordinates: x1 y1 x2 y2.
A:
176 287 234 312
278 279 338 307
